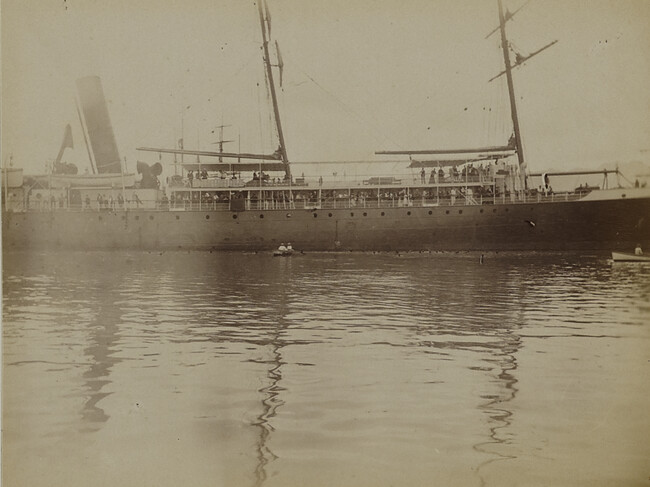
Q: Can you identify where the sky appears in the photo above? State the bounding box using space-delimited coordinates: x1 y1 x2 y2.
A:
2 0 650 180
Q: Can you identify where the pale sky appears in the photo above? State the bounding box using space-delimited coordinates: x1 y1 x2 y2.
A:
2 0 650 179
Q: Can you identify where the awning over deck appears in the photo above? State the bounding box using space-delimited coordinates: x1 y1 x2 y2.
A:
376 145 515 156
408 153 515 168
178 162 286 172
136 147 284 172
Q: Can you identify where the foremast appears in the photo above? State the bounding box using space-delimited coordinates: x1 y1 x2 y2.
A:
257 0 291 179
497 0 526 189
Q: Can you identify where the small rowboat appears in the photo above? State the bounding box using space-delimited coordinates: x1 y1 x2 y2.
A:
611 251 650 262
273 249 294 257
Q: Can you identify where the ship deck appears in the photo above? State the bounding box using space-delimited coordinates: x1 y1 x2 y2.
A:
10 190 588 213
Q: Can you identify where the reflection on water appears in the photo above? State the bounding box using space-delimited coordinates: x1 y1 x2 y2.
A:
473 334 520 486
251 267 291 487
3 251 650 487
81 298 122 429
252 326 284 487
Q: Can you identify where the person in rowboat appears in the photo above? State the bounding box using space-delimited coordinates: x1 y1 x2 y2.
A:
278 242 287 252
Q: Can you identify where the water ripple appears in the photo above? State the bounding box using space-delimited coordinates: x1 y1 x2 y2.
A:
3 250 650 487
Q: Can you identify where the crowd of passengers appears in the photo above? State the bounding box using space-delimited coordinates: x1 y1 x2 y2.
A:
178 169 291 187
418 163 498 184
175 161 504 188
167 185 501 210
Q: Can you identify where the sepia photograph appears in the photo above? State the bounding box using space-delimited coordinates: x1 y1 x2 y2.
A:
2 0 649 485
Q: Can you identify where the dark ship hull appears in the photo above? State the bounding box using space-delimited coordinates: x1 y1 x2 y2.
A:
4 2 649 253
4 189 648 252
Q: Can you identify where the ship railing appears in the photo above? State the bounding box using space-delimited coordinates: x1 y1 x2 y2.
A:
171 176 313 189
15 189 588 213
168 173 501 194
170 172 498 189
515 192 584 204
48 197 168 212
169 177 246 189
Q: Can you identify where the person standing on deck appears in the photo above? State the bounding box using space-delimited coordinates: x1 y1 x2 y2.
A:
635 244 643 256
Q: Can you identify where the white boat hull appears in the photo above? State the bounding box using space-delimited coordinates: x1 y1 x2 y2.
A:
46 173 136 189
611 252 650 262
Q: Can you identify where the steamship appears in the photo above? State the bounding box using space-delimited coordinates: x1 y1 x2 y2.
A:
2 1 649 252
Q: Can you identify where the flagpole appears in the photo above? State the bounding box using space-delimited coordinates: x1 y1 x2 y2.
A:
121 156 126 211
2 155 9 211
181 111 184 169
49 159 53 211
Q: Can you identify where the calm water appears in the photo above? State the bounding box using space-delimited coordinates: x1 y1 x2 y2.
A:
2 250 649 487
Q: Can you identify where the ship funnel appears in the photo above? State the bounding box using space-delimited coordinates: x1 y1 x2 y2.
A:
76 76 122 173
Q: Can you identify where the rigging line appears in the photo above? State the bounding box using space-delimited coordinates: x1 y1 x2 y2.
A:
257 75 266 159
485 0 533 39
298 69 405 151
262 66 278 150
138 50 261 147
423 51 513 145
224 50 265 92
493 80 506 144
290 159 417 165
494 78 507 144
484 81 498 146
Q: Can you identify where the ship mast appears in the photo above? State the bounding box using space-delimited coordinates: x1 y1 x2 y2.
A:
257 0 290 179
497 0 526 189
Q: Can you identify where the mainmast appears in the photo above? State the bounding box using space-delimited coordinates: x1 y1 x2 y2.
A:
257 0 290 179
497 0 526 188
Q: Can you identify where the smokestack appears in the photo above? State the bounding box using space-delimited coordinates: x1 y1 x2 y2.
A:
76 76 121 173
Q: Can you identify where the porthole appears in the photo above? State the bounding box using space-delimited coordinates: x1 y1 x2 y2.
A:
381 212 385 216
121 215 126 221
458 210 462 214
98 216 103 221
259 214 264 219
505 208 509 212
135 215 140 220
313 213 318 218
328 213 333 217
286 213 292 218
428 211 432 215
363 212 368 217
149 215 154 220
205 215 210 220
493 209 497 213
350 212 355 217
480 209 484 213
445 210 450 214
232 214 238 219
407 211 411 216
176 215 180 220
